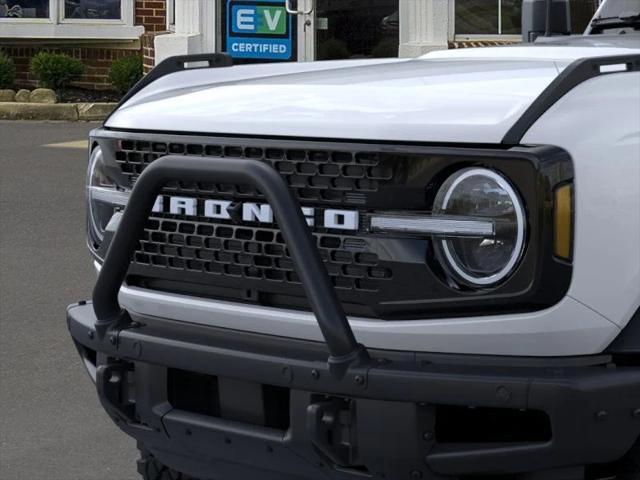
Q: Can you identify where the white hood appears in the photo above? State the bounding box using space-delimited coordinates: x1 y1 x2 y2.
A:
106 45 639 143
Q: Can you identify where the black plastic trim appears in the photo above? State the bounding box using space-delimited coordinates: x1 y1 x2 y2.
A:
502 54 640 145
104 53 233 124
607 306 640 356
68 303 640 479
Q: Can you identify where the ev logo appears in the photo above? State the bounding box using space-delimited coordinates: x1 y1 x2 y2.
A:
226 0 294 61
232 5 286 35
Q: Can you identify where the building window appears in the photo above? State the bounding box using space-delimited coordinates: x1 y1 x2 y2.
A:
0 0 141 38
63 0 122 20
0 0 50 18
455 0 522 36
455 0 602 37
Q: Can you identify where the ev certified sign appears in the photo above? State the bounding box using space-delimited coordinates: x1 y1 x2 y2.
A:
226 0 294 61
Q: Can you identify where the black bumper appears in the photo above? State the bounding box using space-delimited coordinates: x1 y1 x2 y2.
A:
69 302 640 480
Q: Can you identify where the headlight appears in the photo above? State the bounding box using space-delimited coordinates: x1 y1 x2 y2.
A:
433 168 526 287
87 146 129 245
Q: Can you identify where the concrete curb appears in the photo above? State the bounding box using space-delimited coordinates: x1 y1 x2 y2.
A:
0 102 117 121
77 103 118 121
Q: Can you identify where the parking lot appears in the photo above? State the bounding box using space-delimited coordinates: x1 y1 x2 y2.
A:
0 121 136 480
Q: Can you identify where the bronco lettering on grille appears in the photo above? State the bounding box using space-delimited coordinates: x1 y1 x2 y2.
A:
152 196 360 231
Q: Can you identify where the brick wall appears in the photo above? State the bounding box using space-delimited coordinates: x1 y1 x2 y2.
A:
136 0 168 73
3 46 138 91
141 34 157 74
136 0 167 33
0 0 166 91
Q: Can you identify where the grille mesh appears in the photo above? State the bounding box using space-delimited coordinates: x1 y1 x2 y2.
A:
114 139 399 302
116 140 394 204
134 216 393 293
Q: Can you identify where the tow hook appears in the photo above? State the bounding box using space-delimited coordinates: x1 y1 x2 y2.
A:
96 362 137 425
307 397 358 467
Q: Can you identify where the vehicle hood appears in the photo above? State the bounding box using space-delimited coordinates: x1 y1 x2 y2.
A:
106 45 639 143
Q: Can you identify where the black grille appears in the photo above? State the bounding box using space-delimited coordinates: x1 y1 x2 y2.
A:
115 139 399 314
116 140 394 205
134 216 392 293
99 133 570 320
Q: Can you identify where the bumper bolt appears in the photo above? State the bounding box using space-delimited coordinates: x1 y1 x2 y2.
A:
185 429 192 436
109 335 117 346
496 385 511 403
281 366 292 383
87 330 94 340
354 375 364 385
595 410 608 421
311 369 320 380
410 470 422 479
422 432 434 442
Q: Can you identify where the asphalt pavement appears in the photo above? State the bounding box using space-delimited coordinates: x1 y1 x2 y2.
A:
0 121 137 480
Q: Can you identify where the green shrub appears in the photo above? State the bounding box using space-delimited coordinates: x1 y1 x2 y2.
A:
0 51 16 89
372 38 399 58
108 55 143 94
30 52 85 90
317 38 350 60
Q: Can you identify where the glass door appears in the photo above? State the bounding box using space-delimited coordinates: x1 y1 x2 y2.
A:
300 0 400 61
218 0 399 64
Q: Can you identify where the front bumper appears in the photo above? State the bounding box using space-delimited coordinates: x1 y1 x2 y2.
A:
69 302 640 480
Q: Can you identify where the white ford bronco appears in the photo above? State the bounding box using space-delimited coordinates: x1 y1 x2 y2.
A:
68 1 640 479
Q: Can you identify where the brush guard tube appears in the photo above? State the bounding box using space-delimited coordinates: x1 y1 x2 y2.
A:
91 155 369 378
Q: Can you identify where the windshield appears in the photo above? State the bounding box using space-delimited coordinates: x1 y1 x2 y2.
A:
595 0 640 19
587 0 640 34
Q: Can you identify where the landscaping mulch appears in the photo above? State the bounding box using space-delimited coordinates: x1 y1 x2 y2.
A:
12 85 122 104
58 87 122 104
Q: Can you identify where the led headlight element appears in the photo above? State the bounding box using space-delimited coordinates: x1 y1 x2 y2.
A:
87 146 130 243
370 215 495 237
433 168 526 287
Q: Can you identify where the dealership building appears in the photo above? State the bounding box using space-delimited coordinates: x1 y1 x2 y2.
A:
0 0 600 90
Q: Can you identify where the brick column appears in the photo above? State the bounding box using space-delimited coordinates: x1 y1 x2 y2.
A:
136 0 168 72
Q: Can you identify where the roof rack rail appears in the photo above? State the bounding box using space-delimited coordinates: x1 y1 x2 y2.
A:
104 53 233 124
502 53 640 145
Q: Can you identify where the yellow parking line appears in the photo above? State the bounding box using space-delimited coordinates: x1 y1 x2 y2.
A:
43 140 88 149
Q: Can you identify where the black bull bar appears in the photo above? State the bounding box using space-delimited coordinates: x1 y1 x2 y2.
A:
92 155 370 379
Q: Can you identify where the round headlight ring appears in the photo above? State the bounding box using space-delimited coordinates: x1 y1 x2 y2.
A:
87 147 107 242
87 146 126 244
434 167 526 288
